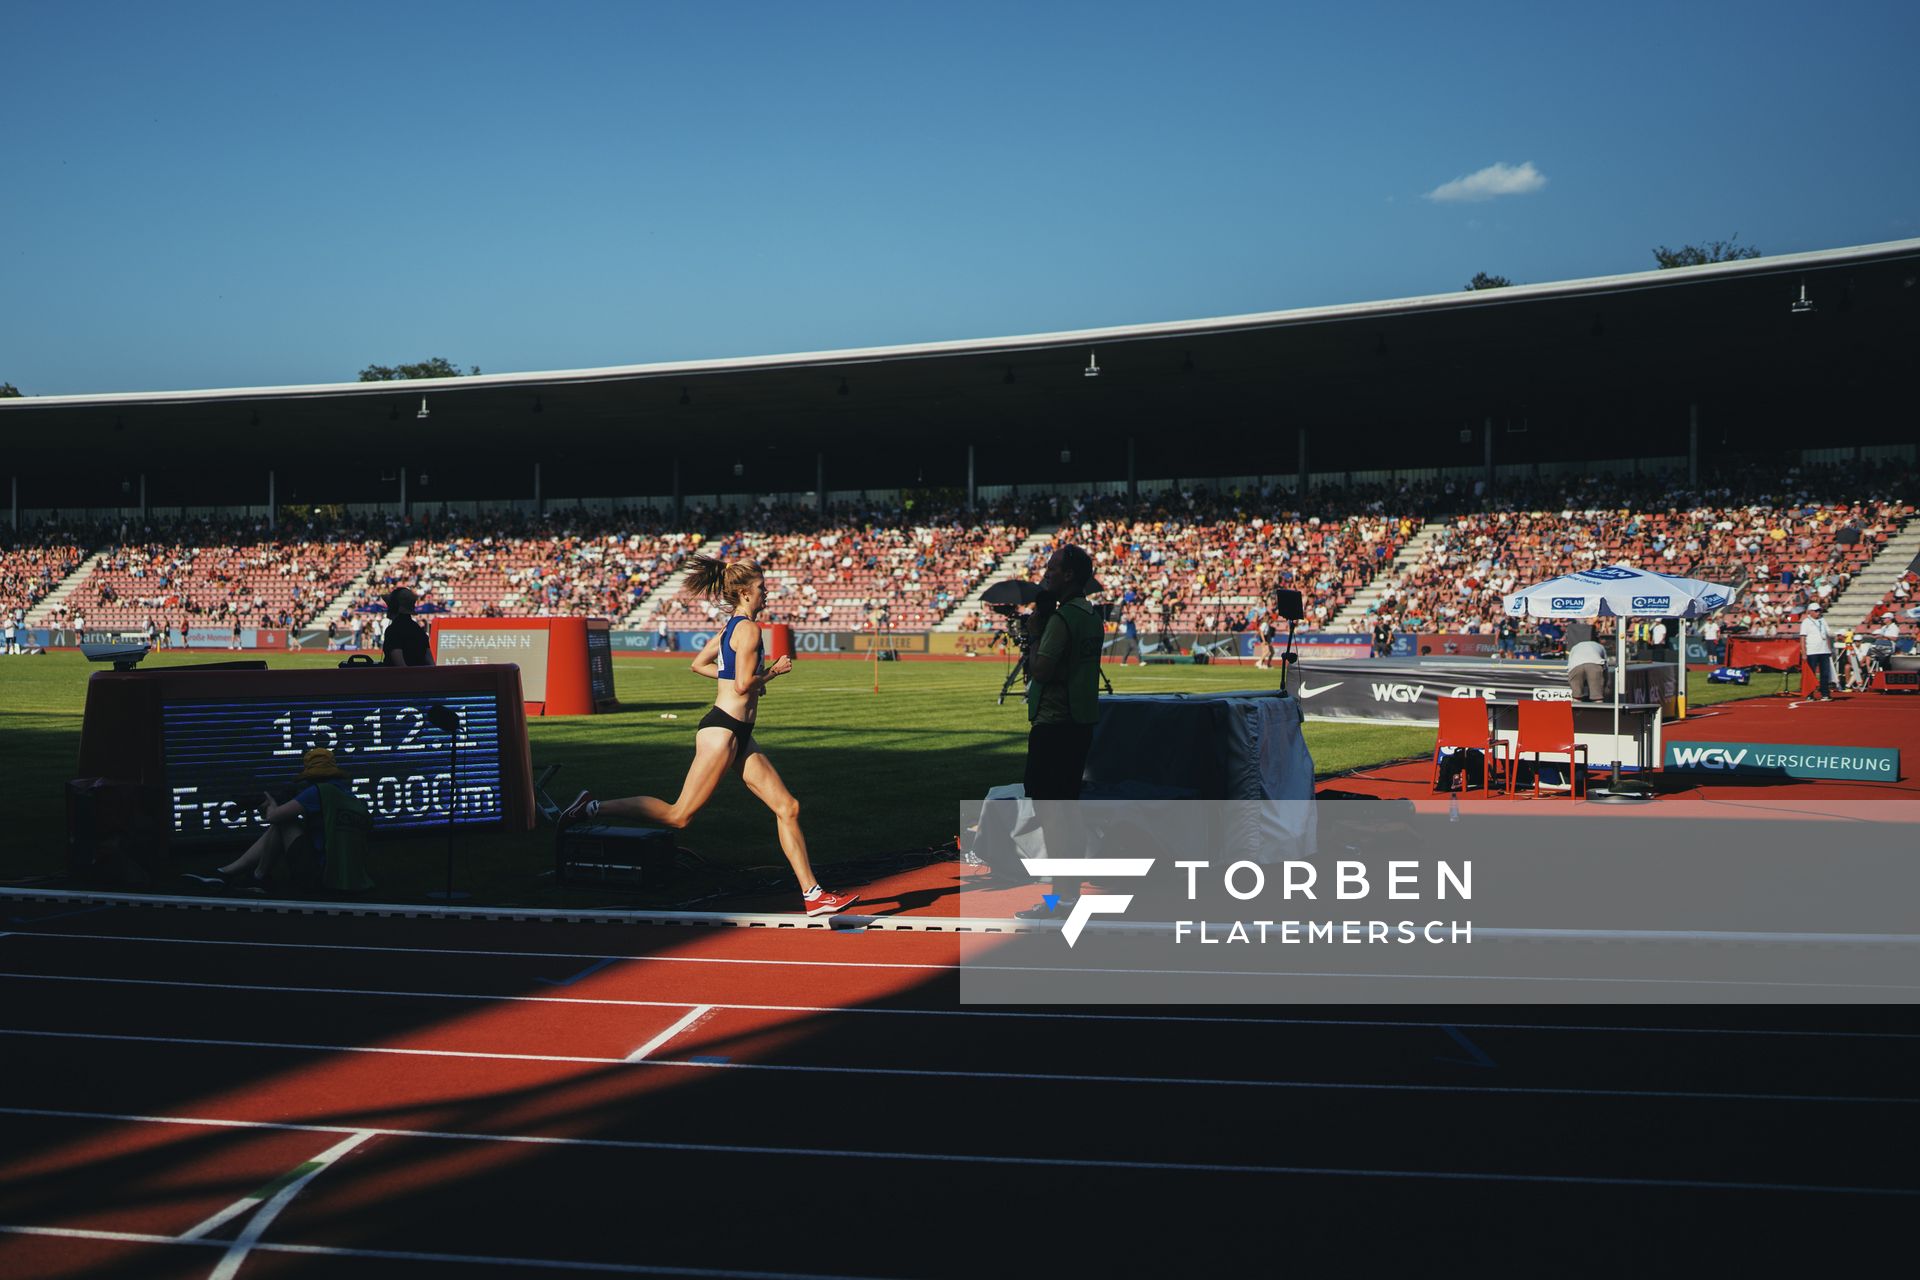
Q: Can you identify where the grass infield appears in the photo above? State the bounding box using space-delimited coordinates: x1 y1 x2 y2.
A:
0 650 1762 909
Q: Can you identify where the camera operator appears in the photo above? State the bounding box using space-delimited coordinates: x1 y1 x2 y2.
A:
1019 546 1104 916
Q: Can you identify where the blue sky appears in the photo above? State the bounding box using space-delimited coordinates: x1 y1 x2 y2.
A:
5 0 1916 395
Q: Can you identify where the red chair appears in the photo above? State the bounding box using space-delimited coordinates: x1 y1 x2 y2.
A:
1431 696 1510 796
1511 700 1588 800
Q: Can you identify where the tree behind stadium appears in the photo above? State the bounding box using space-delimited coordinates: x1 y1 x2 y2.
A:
1465 273 1513 290
0 382 22 397
1652 237 1761 268
358 357 481 381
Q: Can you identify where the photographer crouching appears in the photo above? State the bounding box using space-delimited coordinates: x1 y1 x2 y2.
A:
1021 545 1104 916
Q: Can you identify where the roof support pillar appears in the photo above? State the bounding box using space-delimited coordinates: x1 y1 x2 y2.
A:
11 475 17 532
267 470 275 531
1127 436 1137 502
1297 427 1309 493
1688 403 1699 486
399 466 408 520
966 444 976 511
1484 417 1494 493
816 452 825 516
671 456 682 523
534 461 543 514
140 472 147 521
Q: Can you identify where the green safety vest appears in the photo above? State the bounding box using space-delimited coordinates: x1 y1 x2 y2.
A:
1027 598 1103 725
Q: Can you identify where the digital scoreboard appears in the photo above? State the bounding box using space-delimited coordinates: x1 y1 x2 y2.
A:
78 662 536 846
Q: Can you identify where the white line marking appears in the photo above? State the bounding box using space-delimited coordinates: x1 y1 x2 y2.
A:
0 1223 893 1278
180 1130 371 1241
8 969 1913 1039
208 1130 375 1279
0 1027 1912 1105
0 1111 1912 1198
626 1005 712 1062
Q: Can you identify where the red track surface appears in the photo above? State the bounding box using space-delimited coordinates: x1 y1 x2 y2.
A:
2 882 1916 1276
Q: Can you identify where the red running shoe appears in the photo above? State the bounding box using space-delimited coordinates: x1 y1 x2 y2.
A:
804 888 860 917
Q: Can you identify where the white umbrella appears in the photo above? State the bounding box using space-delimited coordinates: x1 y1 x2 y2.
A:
1503 564 1736 761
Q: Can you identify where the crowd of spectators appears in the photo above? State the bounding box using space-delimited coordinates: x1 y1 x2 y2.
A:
4 458 1910 643
1021 486 1414 635
1 530 88 618
651 500 1031 631
1362 463 1913 636
362 507 697 623
46 514 386 635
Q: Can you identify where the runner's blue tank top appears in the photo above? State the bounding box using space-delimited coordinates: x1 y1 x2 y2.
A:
716 615 747 682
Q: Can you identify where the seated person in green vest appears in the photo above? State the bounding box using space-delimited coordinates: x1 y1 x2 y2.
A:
183 747 356 895
1020 544 1105 918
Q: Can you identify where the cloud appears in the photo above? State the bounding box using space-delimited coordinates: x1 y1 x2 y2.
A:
1425 161 1547 203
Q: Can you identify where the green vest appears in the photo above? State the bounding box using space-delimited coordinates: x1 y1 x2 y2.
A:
1027 598 1104 725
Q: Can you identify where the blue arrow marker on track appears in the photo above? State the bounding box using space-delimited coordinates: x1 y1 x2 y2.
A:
1042 894 1060 912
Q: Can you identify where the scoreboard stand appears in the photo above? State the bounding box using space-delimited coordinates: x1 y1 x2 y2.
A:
433 617 617 716
534 766 684 891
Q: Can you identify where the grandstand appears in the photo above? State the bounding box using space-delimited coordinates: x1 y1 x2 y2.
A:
2 238 1916 652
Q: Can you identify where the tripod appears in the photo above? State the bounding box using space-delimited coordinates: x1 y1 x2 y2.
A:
996 632 1115 704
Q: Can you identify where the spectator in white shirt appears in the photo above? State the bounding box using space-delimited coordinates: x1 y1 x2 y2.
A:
1799 603 1836 701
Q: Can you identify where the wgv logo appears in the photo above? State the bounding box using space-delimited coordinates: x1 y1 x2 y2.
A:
1549 597 1586 611
1632 595 1671 611
1018 858 1156 946
1370 682 1425 703
1670 746 1749 770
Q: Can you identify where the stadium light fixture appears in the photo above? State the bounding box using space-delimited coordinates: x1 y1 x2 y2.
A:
416 397 431 421
679 386 691 406
838 377 850 396
532 396 543 413
1791 282 1814 314
1060 448 1072 464
733 460 744 477
388 404 398 423
1084 352 1100 378
1003 366 1016 385
1182 351 1195 373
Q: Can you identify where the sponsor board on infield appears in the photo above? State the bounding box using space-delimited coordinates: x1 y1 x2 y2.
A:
1664 741 1900 780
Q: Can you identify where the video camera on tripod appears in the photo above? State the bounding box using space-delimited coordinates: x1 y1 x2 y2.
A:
980 579 1115 704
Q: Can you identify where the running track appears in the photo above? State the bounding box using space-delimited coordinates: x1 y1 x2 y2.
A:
1 900 1914 1276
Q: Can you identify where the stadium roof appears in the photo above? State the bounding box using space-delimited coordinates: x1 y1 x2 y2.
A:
5 237 1916 505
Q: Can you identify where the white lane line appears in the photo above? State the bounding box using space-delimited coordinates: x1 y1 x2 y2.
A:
626 1006 713 1062
0 1110 1913 1198
0 1224 895 1278
207 1130 375 1279
5 970 1918 1040
1 1027 1913 1105
14 930 1920 989
180 1130 372 1241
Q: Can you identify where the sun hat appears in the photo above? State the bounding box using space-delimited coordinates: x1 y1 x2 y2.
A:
299 747 348 781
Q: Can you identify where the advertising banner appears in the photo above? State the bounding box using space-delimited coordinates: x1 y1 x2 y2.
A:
1413 633 1501 658
1235 632 1413 661
1665 741 1900 781
1291 659 1677 725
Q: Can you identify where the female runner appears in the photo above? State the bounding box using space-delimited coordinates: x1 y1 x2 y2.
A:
559 556 857 916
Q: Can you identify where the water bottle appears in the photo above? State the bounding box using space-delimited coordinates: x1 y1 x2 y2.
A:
1448 788 1460 823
